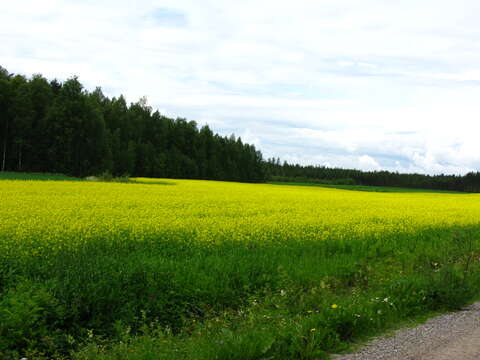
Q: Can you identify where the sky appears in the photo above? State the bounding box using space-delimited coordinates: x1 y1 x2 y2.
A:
2 0 480 175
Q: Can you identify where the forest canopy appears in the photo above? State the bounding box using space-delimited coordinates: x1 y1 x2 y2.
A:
0 66 265 182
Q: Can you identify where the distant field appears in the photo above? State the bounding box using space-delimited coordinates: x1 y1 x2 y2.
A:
268 181 466 194
2 175 480 359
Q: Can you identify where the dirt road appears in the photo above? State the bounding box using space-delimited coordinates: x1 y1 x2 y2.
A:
334 302 480 360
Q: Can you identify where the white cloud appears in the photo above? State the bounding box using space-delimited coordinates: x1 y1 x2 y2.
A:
358 155 381 171
2 0 480 174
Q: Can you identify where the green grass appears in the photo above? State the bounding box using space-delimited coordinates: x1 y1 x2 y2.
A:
0 171 81 181
69 226 480 360
268 181 466 194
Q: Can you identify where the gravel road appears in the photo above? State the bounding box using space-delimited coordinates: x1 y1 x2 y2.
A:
333 302 480 360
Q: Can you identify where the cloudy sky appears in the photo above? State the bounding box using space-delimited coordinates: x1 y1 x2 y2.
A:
2 0 480 174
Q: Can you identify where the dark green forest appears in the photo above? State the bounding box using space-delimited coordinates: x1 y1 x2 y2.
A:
2 66 480 191
0 66 265 181
265 159 480 192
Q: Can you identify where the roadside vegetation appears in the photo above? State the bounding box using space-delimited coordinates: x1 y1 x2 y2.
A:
2 174 480 359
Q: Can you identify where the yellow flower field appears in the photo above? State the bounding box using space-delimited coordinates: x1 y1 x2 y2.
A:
2 177 480 359
2 178 480 253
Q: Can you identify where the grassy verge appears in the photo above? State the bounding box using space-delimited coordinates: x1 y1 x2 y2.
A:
0 171 81 181
0 171 131 184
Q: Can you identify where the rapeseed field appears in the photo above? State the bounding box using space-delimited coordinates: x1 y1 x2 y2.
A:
2 176 480 359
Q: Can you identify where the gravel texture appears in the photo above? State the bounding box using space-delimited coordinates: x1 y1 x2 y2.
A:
333 302 480 360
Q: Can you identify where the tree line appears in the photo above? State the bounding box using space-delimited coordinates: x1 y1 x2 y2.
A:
2 66 480 192
265 158 480 192
0 67 265 181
